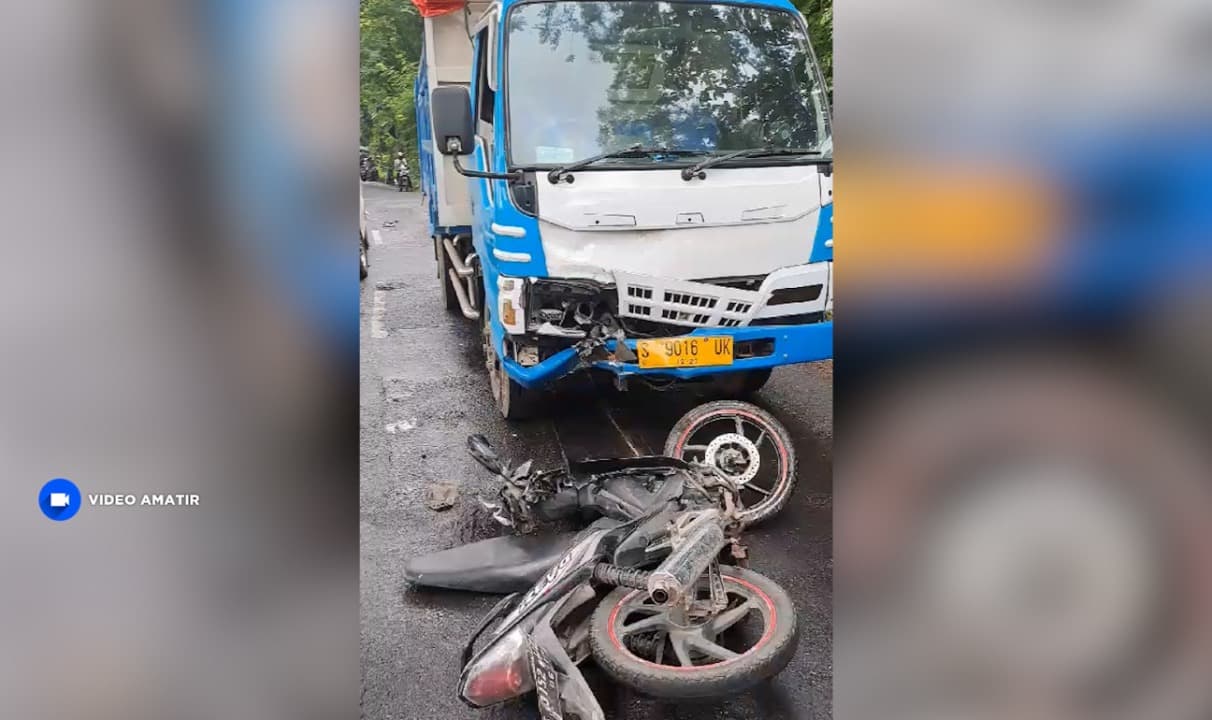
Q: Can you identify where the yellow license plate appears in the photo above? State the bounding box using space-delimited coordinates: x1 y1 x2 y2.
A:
636 336 734 369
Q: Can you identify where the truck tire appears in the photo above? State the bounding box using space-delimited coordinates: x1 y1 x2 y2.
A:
589 565 799 699
481 306 540 420
663 401 797 525
436 236 460 313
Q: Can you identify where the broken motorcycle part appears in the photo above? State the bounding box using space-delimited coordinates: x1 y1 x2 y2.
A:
403 403 801 719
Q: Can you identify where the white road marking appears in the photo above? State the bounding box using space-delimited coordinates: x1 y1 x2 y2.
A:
603 403 643 457
371 289 388 339
371 229 383 247
551 422 572 473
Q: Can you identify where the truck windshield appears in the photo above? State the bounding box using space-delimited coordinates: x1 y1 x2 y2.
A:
505 1 831 167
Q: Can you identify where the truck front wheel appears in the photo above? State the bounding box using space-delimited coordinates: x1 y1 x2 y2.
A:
480 306 540 420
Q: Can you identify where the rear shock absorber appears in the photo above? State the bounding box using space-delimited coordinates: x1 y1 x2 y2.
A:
592 563 657 594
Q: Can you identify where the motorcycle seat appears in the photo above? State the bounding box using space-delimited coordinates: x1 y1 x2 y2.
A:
404 532 581 594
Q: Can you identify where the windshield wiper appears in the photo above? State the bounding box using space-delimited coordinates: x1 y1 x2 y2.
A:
548 144 708 184
680 147 828 181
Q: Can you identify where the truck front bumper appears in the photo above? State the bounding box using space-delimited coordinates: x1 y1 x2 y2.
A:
501 321 833 389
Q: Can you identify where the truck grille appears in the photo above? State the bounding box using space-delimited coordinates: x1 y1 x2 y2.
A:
614 272 761 328
613 267 830 329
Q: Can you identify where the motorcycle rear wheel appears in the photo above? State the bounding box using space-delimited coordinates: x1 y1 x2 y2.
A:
588 565 798 699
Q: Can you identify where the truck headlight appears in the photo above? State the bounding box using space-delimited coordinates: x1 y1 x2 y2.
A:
497 276 526 335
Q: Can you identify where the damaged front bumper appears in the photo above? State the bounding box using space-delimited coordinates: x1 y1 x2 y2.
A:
501 321 833 389
492 267 832 389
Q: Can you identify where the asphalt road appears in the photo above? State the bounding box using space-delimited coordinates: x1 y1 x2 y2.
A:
360 182 833 720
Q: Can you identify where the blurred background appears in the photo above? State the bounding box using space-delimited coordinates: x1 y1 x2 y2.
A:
0 0 358 718
835 0 1212 719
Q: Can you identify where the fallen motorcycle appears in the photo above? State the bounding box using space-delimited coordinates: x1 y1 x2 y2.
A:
404 401 800 720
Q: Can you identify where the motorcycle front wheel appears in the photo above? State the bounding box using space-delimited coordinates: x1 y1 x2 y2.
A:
664 400 797 525
588 565 798 699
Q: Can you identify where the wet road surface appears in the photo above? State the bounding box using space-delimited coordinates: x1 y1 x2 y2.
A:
360 182 832 720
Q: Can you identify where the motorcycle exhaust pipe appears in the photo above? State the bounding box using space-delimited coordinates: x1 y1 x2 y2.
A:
646 509 726 606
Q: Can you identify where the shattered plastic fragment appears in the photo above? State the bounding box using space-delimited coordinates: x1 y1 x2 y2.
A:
385 419 418 433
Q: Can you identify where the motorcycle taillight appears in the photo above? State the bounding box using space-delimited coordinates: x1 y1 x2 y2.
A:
459 626 535 707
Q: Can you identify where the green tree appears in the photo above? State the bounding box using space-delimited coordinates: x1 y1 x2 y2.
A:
360 0 424 177
795 0 831 94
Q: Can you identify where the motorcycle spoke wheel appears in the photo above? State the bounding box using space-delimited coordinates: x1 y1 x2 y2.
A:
681 421 778 506
664 401 797 525
590 565 799 699
609 580 767 670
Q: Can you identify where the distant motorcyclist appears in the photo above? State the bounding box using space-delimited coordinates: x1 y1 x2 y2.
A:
393 152 411 192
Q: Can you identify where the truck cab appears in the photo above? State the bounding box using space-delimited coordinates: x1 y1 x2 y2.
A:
416 0 833 418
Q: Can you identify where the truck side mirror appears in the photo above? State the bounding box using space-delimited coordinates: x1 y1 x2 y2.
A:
431 86 474 156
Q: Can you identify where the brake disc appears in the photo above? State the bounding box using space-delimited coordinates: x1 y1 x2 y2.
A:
704 433 761 486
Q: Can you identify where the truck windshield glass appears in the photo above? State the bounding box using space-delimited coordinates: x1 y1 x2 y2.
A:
506 1 831 167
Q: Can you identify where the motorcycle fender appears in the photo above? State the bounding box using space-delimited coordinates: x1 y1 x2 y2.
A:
459 529 612 680
531 594 606 720
459 592 521 669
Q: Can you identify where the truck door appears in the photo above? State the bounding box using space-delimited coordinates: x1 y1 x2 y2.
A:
470 22 498 175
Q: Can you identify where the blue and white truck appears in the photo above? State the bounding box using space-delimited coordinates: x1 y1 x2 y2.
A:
416 0 833 418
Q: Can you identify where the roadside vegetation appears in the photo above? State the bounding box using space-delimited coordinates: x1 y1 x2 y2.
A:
360 0 424 180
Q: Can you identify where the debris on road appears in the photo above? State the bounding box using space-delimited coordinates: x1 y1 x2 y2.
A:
425 482 458 511
385 419 418 433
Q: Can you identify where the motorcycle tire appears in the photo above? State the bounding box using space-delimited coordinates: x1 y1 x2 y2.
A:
663 400 797 526
588 565 798 699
